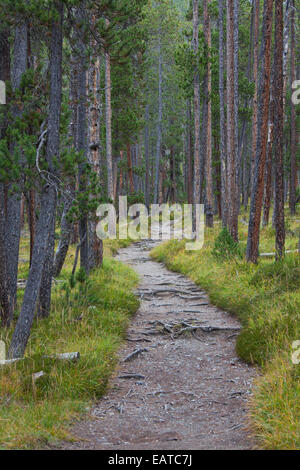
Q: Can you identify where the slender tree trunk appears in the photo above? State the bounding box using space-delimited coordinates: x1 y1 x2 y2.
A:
27 190 36 266
127 143 134 194
53 195 73 277
0 29 11 326
9 2 64 357
169 145 176 204
186 100 193 205
226 0 238 241
234 0 240 213
53 52 78 276
204 0 213 227
246 0 273 263
105 19 114 203
0 185 11 327
37 210 56 318
242 134 250 209
145 105 150 208
283 0 291 114
193 0 201 221
154 33 163 205
289 0 296 215
239 1 254 210
250 0 260 189
262 62 275 227
119 150 124 195
88 25 103 270
76 6 89 274
274 0 285 259
5 20 28 321
219 0 227 226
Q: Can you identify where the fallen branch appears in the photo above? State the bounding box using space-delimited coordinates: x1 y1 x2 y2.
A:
260 249 298 257
178 295 205 300
126 337 152 343
118 373 145 380
44 352 80 361
0 351 80 366
32 371 45 382
149 320 241 338
175 325 240 337
123 348 148 363
138 288 192 296
0 358 20 366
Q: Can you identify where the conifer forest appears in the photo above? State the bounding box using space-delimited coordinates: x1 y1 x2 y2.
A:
0 0 300 452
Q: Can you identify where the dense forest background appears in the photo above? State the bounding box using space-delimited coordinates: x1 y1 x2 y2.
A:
0 0 299 361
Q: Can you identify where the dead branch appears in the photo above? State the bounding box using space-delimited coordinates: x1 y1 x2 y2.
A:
123 348 148 363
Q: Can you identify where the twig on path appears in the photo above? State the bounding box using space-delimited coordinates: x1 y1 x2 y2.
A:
126 337 152 343
118 373 145 380
123 348 148 363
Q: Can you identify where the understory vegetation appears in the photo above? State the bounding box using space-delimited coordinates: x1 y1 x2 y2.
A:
151 208 300 450
0 237 138 449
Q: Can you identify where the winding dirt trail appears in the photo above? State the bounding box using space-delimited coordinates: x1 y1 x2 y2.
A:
62 240 256 450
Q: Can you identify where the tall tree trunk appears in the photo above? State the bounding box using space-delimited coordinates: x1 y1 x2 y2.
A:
53 53 78 276
246 0 273 263
127 143 134 194
219 0 227 226
262 61 275 227
170 145 176 204
242 134 251 209
77 6 89 274
204 0 214 228
274 0 285 258
234 0 240 213
0 29 11 326
105 19 114 203
0 186 11 327
154 33 163 205
119 150 124 195
5 20 28 321
27 190 36 266
186 100 193 205
37 210 56 318
282 0 291 114
9 2 63 357
53 195 73 278
88 25 103 270
226 0 238 241
250 0 260 189
289 0 296 215
238 0 254 210
193 0 201 219
145 105 150 208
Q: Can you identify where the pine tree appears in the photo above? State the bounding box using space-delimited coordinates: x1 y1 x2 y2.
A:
246 0 274 263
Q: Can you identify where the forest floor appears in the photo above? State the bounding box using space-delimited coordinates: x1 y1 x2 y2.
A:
59 239 256 450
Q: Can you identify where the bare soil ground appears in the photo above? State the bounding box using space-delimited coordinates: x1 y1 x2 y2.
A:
60 240 256 450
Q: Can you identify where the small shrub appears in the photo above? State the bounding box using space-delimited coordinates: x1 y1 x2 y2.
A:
212 228 243 261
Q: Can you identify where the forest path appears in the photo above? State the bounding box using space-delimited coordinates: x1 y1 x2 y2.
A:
61 240 256 450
